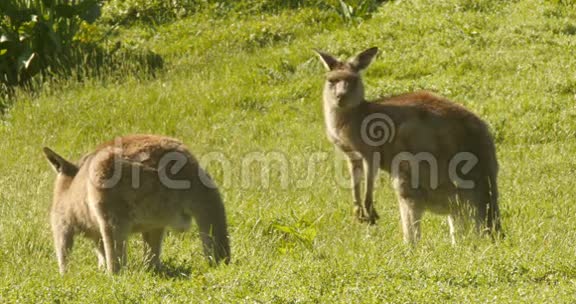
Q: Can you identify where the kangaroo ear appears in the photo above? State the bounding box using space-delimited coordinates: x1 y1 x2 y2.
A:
349 47 378 71
313 49 340 71
43 147 78 176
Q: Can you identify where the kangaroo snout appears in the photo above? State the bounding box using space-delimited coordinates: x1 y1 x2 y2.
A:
334 82 348 98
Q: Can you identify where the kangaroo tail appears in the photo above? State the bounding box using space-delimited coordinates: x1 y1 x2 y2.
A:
487 168 502 235
476 126 503 238
484 145 503 238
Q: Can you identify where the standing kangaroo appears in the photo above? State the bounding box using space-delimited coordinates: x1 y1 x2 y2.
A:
44 134 230 274
314 47 502 244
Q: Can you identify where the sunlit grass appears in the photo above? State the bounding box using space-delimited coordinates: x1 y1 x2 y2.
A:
1 0 576 302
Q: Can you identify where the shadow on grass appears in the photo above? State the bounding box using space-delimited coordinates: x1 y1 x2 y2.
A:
0 43 164 114
153 259 195 280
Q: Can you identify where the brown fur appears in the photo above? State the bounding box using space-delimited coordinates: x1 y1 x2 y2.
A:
44 134 230 274
315 47 502 243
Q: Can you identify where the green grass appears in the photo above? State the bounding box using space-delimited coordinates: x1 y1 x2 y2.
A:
2 0 576 302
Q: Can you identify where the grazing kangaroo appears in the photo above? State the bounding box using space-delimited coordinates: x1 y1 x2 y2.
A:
314 47 502 244
43 134 230 274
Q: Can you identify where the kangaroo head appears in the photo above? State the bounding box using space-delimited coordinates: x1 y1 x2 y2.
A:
314 47 378 109
43 147 79 197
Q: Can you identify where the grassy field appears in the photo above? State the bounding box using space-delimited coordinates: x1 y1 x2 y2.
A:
1 0 576 302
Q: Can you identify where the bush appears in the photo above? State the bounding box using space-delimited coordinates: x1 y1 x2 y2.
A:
0 0 164 109
100 0 199 25
99 0 387 25
0 0 101 98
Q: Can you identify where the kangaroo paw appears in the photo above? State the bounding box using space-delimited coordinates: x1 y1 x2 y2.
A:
353 205 364 218
364 207 379 225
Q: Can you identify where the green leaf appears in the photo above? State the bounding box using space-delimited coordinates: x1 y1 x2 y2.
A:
18 21 37 38
16 49 32 72
339 0 353 20
23 52 36 69
0 35 11 43
79 1 101 23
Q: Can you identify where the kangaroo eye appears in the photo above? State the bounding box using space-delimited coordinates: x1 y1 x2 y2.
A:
328 79 338 85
